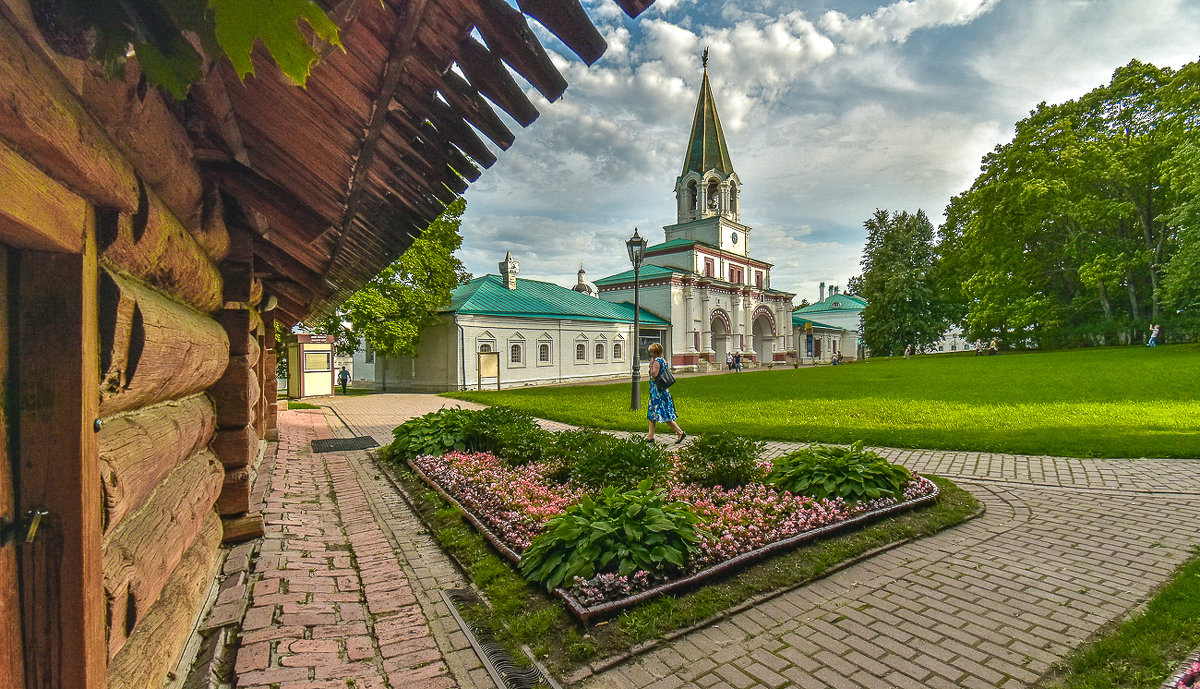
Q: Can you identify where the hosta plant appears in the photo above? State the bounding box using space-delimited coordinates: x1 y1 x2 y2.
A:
387 408 472 461
569 435 670 490
765 442 911 505
519 480 702 590
677 431 766 488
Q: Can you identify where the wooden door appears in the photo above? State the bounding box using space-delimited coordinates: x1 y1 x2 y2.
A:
0 247 26 689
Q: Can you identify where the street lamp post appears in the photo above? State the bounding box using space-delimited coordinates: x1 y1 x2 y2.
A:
626 228 648 411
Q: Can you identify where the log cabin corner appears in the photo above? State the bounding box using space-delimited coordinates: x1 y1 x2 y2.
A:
0 0 652 686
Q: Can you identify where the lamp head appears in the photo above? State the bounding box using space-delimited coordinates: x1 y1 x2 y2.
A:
625 227 647 267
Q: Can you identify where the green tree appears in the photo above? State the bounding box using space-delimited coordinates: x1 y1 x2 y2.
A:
35 0 341 98
318 199 470 390
859 209 947 356
938 59 1199 346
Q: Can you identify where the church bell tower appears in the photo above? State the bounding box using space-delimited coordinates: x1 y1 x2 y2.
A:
667 50 748 256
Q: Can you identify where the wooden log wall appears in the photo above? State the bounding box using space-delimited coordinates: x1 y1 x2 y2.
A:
0 9 278 683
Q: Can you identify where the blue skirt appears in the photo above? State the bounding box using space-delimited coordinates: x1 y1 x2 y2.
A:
647 358 677 422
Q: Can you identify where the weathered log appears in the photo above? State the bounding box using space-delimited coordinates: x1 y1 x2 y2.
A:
216 467 251 516
97 186 223 314
247 332 262 366
198 182 231 263
105 512 221 689
98 395 216 536
102 450 223 657
0 14 138 211
221 513 264 544
79 62 203 230
216 309 251 356
208 355 259 427
0 139 88 253
98 270 230 416
209 425 257 470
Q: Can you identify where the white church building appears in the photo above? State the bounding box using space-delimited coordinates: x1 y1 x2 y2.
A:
374 60 872 390
594 64 796 370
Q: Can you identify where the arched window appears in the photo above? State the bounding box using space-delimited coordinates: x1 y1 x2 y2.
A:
730 185 738 214
576 343 586 361
539 343 551 362
595 343 605 361
510 343 522 363
707 180 719 209
479 343 492 353
687 180 698 211
613 343 623 360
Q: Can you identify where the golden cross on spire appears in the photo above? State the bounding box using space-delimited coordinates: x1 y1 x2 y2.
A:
702 47 709 69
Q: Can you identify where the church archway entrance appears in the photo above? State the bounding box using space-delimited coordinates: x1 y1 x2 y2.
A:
752 315 772 361
710 317 728 362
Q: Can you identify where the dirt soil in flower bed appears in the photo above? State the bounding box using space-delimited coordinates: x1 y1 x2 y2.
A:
408 450 939 619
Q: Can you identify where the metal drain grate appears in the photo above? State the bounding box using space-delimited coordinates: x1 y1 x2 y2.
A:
442 589 561 689
310 436 379 453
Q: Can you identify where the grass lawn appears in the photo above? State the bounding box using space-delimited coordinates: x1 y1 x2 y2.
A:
386 460 981 677
1039 549 1200 688
447 344 1200 458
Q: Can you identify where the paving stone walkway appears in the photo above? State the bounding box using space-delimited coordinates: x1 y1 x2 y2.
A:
232 408 470 689
242 394 1200 689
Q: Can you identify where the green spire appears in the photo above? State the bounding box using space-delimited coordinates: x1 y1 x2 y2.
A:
680 65 734 178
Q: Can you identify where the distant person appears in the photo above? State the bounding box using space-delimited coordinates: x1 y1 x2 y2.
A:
904 344 912 359
975 339 984 356
832 353 843 366
726 352 733 371
734 351 742 372
338 366 350 394
989 338 999 355
1148 324 1160 347
646 342 685 444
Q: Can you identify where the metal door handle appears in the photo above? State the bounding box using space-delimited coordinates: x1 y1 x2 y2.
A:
1 509 49 546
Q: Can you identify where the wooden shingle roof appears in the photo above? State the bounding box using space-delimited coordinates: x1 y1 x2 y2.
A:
188 0 655 326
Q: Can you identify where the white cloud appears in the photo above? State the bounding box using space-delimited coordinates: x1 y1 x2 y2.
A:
821 0 1000 49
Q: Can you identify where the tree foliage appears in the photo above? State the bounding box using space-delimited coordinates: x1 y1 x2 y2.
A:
318 198 470 365
938 59 1199 346
859 209 947 356
34 0 341 98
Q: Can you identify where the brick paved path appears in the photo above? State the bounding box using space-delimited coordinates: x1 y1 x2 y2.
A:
319 394 1200 689
233 408 467 689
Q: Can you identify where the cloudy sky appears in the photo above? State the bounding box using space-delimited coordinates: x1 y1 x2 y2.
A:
455 0 1200 301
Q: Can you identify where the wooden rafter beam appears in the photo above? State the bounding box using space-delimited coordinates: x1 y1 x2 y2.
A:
329 0 434 274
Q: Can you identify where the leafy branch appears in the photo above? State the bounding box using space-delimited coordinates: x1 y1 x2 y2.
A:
34 0 342 98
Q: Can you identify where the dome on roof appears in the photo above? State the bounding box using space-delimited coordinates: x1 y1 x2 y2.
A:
572 263 599 297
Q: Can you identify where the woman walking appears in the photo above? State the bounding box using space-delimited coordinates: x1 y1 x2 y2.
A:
646 342 686 444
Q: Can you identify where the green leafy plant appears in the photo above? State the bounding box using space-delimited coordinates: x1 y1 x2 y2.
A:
543 429 608 482
765 442 911 505
518 480 703 590
490 422 554 466
387 408 472 461
677 432 765 488
569 436 670 491
34 0 342 98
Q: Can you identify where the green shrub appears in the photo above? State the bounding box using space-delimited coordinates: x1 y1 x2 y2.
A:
519 479 702 590
387 408 472 461
541 429 608 482
491 422 554 466
570 435 669 491
677 432 766 488
765 441 911 505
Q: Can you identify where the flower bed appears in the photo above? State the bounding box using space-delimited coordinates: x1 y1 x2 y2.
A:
408 449 938 622
1168 651 1200 689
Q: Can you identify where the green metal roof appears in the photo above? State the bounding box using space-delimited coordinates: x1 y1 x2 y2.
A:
645 238 705 253
593 264 681 286
446 275 669 325
795 293 867 313
680 70 734 177
791 314 841 330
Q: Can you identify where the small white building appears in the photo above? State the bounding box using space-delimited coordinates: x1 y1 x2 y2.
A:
793 284 865 361
375 253 669 391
